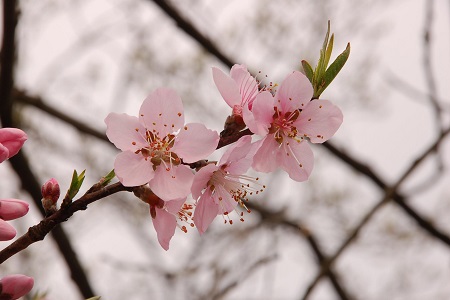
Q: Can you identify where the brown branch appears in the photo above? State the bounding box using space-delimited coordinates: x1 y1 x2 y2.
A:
301 126 450 300
0 182 131 264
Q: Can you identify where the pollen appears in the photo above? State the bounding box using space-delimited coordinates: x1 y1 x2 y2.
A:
132 142 136 145
178 112 182 117
319 105 323 108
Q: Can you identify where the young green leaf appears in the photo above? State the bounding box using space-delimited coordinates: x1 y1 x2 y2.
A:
101 169 116 187
317 42 351 96
68 169 86 200
301 60 314 83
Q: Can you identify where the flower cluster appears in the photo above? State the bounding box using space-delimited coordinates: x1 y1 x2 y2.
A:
105 64 343 250
0 128 34 299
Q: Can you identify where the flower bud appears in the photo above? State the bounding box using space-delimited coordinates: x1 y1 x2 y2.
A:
0 274 34 300
41 178 60 215
0 219 16 241
0 128 27 163
0 199 29 221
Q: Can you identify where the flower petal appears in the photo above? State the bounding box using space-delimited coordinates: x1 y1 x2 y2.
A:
295 100 343 143
152 207 177 250
0 219 16 241
191 164 217 200
212 67 242 108
280 138 314 182
276 71 313 113
171 123 219 163
252 136 282 173
149 165 194 201
105 113 147 151
220 135 254 175
230 64 258 109
139 88 185 137
0 143 9 163
0 128 27 161
0 199 29 220
243 91 274 136
193 189 219 235
165 198 186 214
114 151 155 187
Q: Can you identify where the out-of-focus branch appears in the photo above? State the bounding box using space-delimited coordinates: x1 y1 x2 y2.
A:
150 0 234 69
422 0 443 133
301 126 450 300
0 182 131 263
0 2 97 298
248 202 355 300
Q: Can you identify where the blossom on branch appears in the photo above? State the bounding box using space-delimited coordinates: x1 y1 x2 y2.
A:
243 71 343 181
105 88 219 200
191 136 264 234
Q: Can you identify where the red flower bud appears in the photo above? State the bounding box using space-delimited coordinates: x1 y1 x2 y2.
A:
41 178 60 215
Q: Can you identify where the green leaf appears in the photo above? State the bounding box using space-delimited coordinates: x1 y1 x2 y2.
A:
301 60 314 83
317 42 351 97
86 297 101 300
324 33 334 68
101 169 116 187
68 169 86 200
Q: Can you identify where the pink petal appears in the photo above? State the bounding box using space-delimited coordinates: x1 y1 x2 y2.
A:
105 113 147 151
276 71 313 113
0 199 29 220
280 138 314 182
165 198 186 214
171 123 219 163
243 91 274 136
191 164 217 200
295 100 343 143
252 137 282 173
152 207 177 250
0 274 34 300
0 128 27 161
0 219 16 241
230 64 259 108
114 151 155 187
193 189 219 235
220 135 254 175
139 88 185 137
213 185 237 213
149 165 194 201
212 67 242 108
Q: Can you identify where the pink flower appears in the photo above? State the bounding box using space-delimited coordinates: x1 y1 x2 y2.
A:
0 219 17 241
191 136 263 234
134 186 193 250
0 274 34 300
212 64 259 117
243 71 343 181
0 128 27 163
105 88 219 200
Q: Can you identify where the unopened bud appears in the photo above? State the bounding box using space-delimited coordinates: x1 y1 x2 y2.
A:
41 178 60 215
0 199 29 220
0 274 34 300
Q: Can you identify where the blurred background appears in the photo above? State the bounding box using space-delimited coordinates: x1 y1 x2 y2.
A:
1 0 450 299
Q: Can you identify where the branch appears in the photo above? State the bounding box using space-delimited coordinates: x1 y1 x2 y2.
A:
0 182 131 264
301 126 450 299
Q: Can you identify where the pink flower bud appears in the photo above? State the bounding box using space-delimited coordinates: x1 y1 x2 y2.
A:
41 178 60 204
0 128 27 163
0 274 34 300
41 178 60 215
0 219 16 241
0 199 29 221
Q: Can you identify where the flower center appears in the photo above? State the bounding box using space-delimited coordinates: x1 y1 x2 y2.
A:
269 107 300 144
135 130 181 171
207 166 265 223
